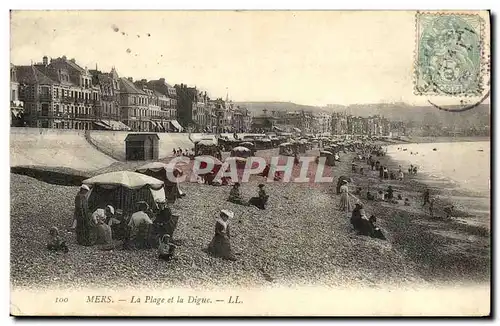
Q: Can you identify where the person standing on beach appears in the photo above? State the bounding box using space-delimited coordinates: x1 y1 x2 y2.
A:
74 185 95 246
206 209 237 261
338 180 352 213
422 189 431 207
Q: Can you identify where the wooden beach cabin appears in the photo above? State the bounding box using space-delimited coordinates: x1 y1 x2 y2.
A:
124 133 159 161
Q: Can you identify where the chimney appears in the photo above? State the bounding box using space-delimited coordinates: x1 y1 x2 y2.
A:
70 58 76 63
159 78 165 83
62 55 67 61
141 79 147 83
42 56 48 66
127 77 133 82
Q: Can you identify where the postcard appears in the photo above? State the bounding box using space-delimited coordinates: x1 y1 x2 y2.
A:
10 10 491 316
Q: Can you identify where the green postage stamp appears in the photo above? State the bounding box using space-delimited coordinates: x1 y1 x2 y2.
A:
414 12 484 96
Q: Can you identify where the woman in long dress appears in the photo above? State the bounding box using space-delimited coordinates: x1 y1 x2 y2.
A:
338 180 352 212
207 210 237 261
74 185 96 246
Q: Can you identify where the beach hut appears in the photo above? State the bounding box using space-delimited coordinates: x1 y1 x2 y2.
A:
135 162 183 202
225 156 248 169
279 142 295 156
83 171 165 218
124 133 159 161
238 141 256 154
319 150 335 166
194 139 219 157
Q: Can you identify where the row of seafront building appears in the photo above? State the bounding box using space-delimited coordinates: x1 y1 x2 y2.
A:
251 110 406 137
10 55 252 133
10 55 406 136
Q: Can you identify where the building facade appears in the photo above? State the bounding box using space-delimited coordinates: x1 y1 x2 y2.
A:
16 56 101 130
89 67 122 128
119 77 150 132
148 78 177 121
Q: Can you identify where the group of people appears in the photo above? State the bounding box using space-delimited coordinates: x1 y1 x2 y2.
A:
228 183 269 210
48 179 246 262
172 147 195 157
338 178 386 240
49 184 182 260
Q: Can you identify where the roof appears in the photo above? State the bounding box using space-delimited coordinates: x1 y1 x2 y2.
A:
125 133 160 141
65 59 86 73
15 65 56 85
119 78 146 95
153 89 167 98
149 79 173 89
35 64 75 86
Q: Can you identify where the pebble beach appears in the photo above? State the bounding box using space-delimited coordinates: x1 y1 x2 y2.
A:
10 145 490 290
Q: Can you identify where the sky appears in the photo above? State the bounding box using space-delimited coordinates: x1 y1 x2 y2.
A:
10 10 490 107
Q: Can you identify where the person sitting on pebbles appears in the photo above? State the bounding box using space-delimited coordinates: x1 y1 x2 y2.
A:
127 201 154 249
350 203 364 231
228 182 247 206
158 234 177 262
443 205 455 219
367 216 386 240
249 184 269 210
206 209 237 261
95 216 113 246
91 205 115 226
47 227 69 253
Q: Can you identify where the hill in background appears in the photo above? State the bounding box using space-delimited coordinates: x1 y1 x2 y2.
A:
235 101 490 131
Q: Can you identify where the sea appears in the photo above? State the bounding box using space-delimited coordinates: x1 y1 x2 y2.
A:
386 140 490 228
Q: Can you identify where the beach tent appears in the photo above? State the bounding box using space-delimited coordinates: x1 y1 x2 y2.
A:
231 146 252 158
196 139 217 147
83 171 165 217
194 155 224 176
224 156 248 170
136 162 183 178
135 162 183 201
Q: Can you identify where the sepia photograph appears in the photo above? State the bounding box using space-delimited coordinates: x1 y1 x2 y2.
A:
9 9 491 316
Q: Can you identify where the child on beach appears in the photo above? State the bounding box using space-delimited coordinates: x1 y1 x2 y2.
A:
404 198 410 206
47 227 69 253
158 234 176 262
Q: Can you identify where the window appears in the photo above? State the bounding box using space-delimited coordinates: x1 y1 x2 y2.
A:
11 89 15 101
40 86 50 97
41 103 49 116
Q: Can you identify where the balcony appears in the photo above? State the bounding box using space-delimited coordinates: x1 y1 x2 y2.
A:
39 95 52 102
